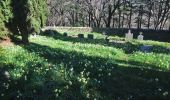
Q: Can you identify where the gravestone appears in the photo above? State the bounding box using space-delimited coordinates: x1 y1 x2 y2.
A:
137 32 144 40
140 45 153 53
49 30 54 36
105 36 109 43
103 31 109 43
63 32 68 37
88 34 94 39
103 31 107 36
78 34 84 38
125 30 133 42
43 30 54 36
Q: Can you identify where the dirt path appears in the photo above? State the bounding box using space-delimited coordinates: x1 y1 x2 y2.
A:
0 38 13 47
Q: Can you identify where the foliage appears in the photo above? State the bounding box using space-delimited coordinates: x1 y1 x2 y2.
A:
0 46 5 59
28 0 47 34
0 0 47 43
0 0 12 38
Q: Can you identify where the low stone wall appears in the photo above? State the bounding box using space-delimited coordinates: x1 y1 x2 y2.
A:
55 27 92 33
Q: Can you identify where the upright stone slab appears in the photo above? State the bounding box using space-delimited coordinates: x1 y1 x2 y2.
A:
78 34 84 38
102 31 109 43
103 31 107 36
125 30 133 42
137 32 144 40
88 34 94 39
43 30 54 36
49 30 54 37
105 37 109 43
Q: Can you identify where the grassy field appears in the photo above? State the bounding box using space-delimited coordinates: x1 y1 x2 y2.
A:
0 30 170 100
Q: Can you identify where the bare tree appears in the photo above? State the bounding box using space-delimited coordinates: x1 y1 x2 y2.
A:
46 0 170 30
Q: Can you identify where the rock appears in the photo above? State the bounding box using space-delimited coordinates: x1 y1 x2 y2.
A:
87 34 94 39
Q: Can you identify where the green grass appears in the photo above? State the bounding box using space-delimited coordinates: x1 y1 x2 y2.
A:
0 31 170 100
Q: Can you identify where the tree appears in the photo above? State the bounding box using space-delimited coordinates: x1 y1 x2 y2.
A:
0 0 47 44
0 0 12 39
46 0 170 30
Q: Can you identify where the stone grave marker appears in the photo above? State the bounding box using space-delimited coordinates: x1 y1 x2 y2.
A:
78 34 84 38
137 32 144 40
103 31 109 43
43 30 54 36
125 30 133 42
88 34 94 39
49 30 54 36
105 36 109 43
103 31 107 36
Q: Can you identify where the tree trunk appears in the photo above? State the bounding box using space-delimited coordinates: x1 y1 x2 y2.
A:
148 4 152 29
122 13 124 28
72 10 75 26
22 33 29 44
88 13 91 27
112 16 115 28
106 5 112 28
128 4 132 29
118 9 121 28
20 25 29 44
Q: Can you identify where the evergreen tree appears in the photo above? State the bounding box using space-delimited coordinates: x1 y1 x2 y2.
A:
0 0 47 44
0 0 12 38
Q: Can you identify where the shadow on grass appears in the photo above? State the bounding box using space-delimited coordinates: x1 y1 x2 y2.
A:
42 30 170 54
0 61 86 100
115 59 169 72
14 42 170 100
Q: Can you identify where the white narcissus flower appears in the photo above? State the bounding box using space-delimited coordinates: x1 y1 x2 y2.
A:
163 91 168 96
1 94 4 96
155 78 159 82
108 73 111 76
54 89 58 93
70 67 73 71
69 81 72 85
158 88 162 91
4 71 10 79
86 93 90 98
